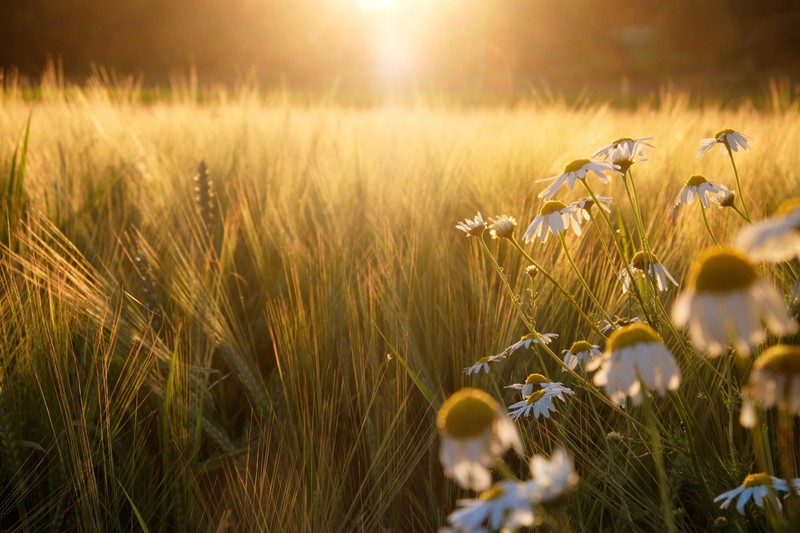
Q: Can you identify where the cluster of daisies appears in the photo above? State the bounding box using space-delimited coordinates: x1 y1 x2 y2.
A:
441 128 800 531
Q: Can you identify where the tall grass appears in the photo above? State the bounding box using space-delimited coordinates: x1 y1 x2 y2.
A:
0 70 798 531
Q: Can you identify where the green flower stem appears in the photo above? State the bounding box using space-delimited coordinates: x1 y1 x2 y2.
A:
508 235 605 338
495 457 521 482
558 233 615 325
698 202 719 245
482 235 648 431
580 179 655 324
588 213 617 271
726 146 751 222
625 168 652 256
478 235 548 373
641 389 678 533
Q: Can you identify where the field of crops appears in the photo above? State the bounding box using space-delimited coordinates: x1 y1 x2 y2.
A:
1 76 800 531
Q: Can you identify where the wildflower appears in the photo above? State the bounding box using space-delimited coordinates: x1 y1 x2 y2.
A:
505 333 559 355
525 448 579 504
536 159 617 200
697 129 751 159
734 199 800 263
568 196 613 223
522 201 581 244
463 353 505 376
488 215 517 240
671 247 798 356
562 340 602 370
588 323 681 405
618 251 679 293
456 212 487 237
591 137 654 173
444 481 536 532
748 344 800 415
507 388 563 421
525 265 538 279
505 373 574 401
437 388 523 491
674 174 726 209
599 316 643 336
711 184 736 208
713 473 789 515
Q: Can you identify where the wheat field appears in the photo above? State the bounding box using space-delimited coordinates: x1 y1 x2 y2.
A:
0 74 799 531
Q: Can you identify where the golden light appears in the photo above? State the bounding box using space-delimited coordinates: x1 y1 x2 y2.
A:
357 0 396 12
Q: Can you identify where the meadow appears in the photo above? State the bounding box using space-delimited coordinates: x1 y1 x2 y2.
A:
0 73 799 531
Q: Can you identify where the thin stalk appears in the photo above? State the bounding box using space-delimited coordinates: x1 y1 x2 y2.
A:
727 146 751 222
698 203 719 245
483 234 648 431
580 180 653 324
641 390 678 533
558 233 615 325
508 235 604 338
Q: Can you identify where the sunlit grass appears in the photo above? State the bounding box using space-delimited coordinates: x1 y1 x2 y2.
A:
0 71 799 530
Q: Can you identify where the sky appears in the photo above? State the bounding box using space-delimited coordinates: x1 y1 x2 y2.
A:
1 0 799 97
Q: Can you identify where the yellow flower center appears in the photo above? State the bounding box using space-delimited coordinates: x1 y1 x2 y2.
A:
476 355 494 364
753 345 800 377
688 247 758 293
569 340 594 354
539 200 568 216
714 128 735 140
607 323 660 351
630 251 661 270
564 158 592 173
479 483 505 501
437 388 498 439
525 389 547 405
685 174 708 187
611 137 634 146
776 198 800 217
742 473 772 488
525 373 548 386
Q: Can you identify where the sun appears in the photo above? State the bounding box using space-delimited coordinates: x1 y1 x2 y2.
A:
357 0 396 12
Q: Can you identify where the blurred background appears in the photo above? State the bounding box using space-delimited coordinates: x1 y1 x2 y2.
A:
1 0 799 99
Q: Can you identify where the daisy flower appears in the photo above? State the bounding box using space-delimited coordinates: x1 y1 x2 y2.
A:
671 247 798 356
591 137 654 173
568 196 613 223
714 473 789 515
444 481 536 532
674 174 726 209
488 215 517 240
588 323 681 405
525 448 579 504
748 344 800 416
536 159 617 200
562 340 602 370
505 373 575 401
463 353 505 376
456 212 487 237
697 128 751 159
599 316 643 336
504 332 559 355
711 184 736 208
507 388 562 421
437 388 523 491
734 199 800 263
522 201 581 244
618 251 679 293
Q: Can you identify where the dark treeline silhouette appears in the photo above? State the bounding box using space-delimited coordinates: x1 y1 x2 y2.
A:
2 0 799 95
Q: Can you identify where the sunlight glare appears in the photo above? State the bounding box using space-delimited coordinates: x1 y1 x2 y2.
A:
358 0 396 12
